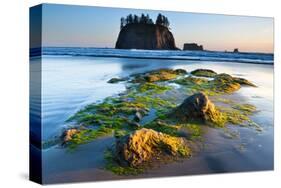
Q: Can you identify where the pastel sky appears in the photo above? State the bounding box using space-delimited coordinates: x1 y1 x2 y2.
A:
41 4 274 53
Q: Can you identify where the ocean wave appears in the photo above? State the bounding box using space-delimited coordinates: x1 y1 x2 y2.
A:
31 47 274 64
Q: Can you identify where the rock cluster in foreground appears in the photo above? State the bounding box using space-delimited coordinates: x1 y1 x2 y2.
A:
59 68 260 175
115 128 191 167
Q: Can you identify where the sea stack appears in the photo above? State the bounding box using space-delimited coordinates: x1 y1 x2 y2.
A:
233 48 239 53
183 43 204 51
115 13 178 50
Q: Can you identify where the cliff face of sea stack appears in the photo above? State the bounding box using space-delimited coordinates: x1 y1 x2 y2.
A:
115 23 178 50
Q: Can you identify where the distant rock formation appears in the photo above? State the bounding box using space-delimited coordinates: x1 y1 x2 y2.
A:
115 23 178 50
183 43 204 51
233 48 239 53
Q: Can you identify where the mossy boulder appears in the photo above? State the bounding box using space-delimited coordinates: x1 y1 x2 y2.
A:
173 68 188 74
172 92 225 126
131 68 186 83
115 128 191 167
190 69 217 77
215 81 241 93
212 73 241 93
214 73 256 87
212 73 255 93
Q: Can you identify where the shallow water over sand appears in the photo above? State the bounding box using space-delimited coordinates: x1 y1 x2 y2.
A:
35 55 273 184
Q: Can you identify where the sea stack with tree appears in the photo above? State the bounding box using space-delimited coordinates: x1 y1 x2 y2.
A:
115 13 178 50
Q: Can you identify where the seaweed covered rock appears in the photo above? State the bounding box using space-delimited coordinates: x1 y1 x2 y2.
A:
173 68 187 74
115 128 191 167
190 69 217 77
172 92 225 126
214 73 256 87
132 68 187 83
213 73 256 93
61 128 79 144
212 73 241 93
233 77 257 87
175 76 208 85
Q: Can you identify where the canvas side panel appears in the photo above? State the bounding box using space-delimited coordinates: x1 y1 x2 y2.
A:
29 4 43 184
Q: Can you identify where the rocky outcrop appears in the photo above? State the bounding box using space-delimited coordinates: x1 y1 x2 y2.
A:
131 68 187 83
190 69 217 77
115 24 178 50
115 128 191 167
172 92 224 124
61 128 79 144
233 48 239 53
183 43 204 51
213 73 256 92
233 77 257 87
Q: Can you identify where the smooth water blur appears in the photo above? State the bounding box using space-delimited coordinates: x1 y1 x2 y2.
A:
38 55 273 141
41 56 127 140
36 55 273 183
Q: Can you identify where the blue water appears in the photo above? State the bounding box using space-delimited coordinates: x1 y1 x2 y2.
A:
32 47 274 64
34 54 273 141
28 48 274 183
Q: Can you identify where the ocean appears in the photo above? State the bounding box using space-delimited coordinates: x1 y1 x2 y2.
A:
30 47 273 183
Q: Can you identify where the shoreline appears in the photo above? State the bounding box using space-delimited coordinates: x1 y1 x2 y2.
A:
39 54 274 65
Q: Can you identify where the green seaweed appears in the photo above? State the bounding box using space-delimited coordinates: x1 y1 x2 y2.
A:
174 76 208 86
63 68 259 151
214 98 236 105
190 69 217 77
232 103 257 114
114 129 129 138
144 120 181 137
182 123 203 140
138 82 172 94
104 149 144 175
67 126 113 150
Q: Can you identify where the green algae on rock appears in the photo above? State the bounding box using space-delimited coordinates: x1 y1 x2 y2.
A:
190 69 217 77
233 77 257 87
174 76 208 85
53 67 264 175
174 71 256 95
144 120 181 137
61 128 80 145
172 92 226 127
232 103 257 114
181 123 203 140
63 126 113 150
131 68 187 83
115 128 191 167
62 68 258 151
214 73 256 89
138 82 172 94
217 103 261 131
